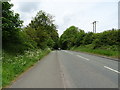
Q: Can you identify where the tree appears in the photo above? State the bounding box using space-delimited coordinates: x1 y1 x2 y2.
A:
60 25 119 51
2 1 38 53
60 26 79 49
82 32 94 45
2 1 23 50
75 29 85 46
26 10 59 49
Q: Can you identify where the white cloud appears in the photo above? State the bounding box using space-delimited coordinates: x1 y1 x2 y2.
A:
11 0 119 2
11 0 119 36
18 2 40 13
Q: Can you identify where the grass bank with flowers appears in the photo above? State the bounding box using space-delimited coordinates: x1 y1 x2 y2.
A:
2 48 51 87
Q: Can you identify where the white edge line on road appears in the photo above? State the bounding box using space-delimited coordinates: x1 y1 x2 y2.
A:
104 66 120 74
77 55 90 61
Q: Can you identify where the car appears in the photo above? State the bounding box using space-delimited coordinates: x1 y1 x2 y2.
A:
58 48 61 50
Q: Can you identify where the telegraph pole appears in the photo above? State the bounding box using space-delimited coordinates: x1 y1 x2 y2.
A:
94 21 96 33
92 21 98 33
92 22 95 33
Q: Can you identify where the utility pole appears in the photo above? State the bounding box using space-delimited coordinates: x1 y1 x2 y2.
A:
94 21 97 33
92 21 98 33
92 22 95 33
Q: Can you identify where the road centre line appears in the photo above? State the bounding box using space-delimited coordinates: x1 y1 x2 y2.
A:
67 52 73 55
104 66 120 74
63 51 73 55
77 55 90 61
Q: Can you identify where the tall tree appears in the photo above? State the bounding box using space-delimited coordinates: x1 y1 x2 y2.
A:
2 1 23 48
26 10 59 49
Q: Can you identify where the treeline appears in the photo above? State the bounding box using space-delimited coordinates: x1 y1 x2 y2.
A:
60 26 120 52
2 1 59 54
2 1 59 87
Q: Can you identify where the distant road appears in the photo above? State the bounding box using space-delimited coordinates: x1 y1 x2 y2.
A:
10 50 119 88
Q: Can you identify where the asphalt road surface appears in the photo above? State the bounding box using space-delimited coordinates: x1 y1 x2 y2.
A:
10 50 119 88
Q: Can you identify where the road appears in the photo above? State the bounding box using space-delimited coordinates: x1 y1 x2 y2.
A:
10 50 119 88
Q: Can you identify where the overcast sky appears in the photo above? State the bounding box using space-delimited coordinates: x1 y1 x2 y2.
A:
11 0 119 36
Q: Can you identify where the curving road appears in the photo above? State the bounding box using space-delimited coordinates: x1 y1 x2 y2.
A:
10 50 119 88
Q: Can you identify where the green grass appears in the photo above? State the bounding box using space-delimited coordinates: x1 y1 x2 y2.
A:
2 48 51 87
70 45 119 58
0 50 2 89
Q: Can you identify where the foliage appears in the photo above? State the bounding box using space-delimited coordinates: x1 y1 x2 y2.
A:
25 10 59 50
2 1 59 53
82 32 94 45
60 26 119 58
2 48 51 87
60 26 119 52
2 1 119 88
59 26 79 49
75 30 86 46
70 45 118 58
2 2 23 49
2 1 58 88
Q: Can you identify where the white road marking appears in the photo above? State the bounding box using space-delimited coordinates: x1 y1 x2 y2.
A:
104 66 120 74
67 52 73 55
63 51 67 52
77 55 90 61
63 51 73 55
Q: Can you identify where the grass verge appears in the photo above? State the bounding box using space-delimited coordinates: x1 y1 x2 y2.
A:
2 48 51 88
70 45 119 59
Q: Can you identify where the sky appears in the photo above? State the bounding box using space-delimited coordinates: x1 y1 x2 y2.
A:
118 1 120 29
10 0 119 36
